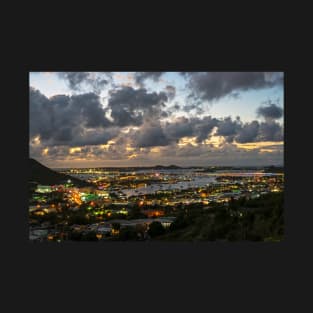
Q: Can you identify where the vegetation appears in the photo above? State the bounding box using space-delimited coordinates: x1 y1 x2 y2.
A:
29 158 92 187
119 226 138 240
148 221 166 238
160 192 284 242
69 231 98 241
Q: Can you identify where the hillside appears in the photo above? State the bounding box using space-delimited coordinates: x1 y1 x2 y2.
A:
157 192 284 242
29 158 93 187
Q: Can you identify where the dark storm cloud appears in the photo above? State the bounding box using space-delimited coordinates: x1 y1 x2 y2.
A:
165 117 194 141
173 103 180 110
258 121 284 141
216 117 283 143
30 86 284 167
186 72 283 102
70 93 111 128
29 144 44 159
29 87 55 140
163 115 283 145
163 116 215 144
54 127 72 142
30 87 115 146
41 146 70 159
193 116 219 142
257 103 283 120
107 86 168 127
134 72 164 86
164 116 218 144
58 72 112 94
235 121 260 143
59 72 89 89
132 123 170 148
165 85 176 100
216 117 241 137
160 111 169 118
233 119 283 143
182 92 204 114
70 128 119 147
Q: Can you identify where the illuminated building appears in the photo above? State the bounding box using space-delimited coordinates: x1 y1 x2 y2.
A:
35 185 52 193
111 229 120 236
142 209 165 218
96 233 103 240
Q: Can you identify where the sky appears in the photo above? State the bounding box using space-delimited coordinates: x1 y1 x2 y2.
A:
29 72 284 168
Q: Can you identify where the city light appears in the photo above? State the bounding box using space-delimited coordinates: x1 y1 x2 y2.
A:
29 71 284 243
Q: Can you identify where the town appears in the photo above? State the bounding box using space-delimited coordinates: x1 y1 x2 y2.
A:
29 163 284 242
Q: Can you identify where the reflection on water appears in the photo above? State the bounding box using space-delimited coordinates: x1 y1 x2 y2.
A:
121 176 216 197
67 169 282 197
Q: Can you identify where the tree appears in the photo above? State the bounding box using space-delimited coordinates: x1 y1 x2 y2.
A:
69 231 82 241
135 224 148 240
48 191 64 203
148 221 165 238
129 206 146 219
68 213 89 225
82 231 98 241
111 222 121 231
119 226 137 241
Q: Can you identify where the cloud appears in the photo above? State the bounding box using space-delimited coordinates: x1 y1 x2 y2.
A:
193 116 219 142
173 103 180 110
30 87 284 154
163 116 219 144
58 72 89 89
132 122 170 148
163 115 283 146
186 72 283 102
234 118 283 143
58 72 112 94
30 74 284 167
69 128 120 147
107 86 168 127
165 117 194 142
158 140 283 166
257 103 283 120
235 121 260 143
30 87 116 147
235 120 283 143
165 115 283 146
134 72 164 86
69 93 112 128
29 87 55 141
258 121 284 141
165 85 176 100
216 117 241 141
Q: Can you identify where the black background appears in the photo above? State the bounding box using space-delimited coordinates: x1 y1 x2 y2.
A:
2 3 312 312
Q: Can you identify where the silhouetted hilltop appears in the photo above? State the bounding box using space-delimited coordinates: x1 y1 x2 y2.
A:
264 166 284 173
29 158 92 187
154 165 182 169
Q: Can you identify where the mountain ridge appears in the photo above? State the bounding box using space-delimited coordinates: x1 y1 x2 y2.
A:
29 158 92 187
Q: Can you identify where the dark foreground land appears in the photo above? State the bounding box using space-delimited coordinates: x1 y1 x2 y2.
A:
155 192 283 242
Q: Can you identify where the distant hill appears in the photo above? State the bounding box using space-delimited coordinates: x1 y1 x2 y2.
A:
264 166 284 173
29 158 92 187
154 165 182 169
67 165 184 171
